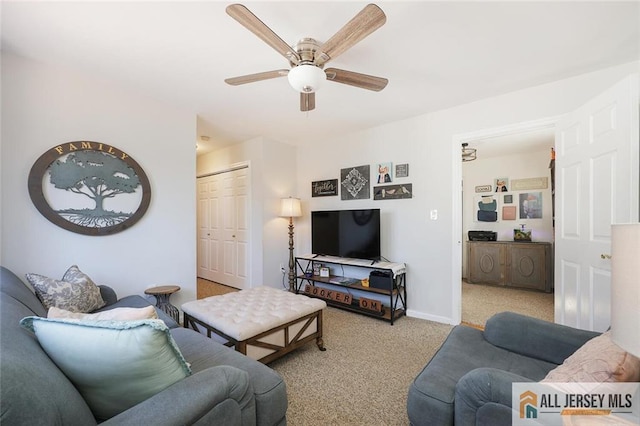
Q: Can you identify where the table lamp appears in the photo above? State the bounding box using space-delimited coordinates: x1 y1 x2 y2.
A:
280 197 302 292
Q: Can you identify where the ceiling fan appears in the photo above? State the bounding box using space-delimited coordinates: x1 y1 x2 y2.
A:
224 3 389 112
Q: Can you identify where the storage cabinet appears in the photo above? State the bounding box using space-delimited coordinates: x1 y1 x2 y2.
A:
294 255 407 324
467 241 552 292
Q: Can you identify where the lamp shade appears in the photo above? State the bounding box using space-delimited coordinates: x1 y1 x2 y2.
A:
280 197 302 218
611 223 640 357
287 64 325 93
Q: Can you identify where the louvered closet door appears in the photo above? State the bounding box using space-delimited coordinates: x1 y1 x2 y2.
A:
197 167 250 289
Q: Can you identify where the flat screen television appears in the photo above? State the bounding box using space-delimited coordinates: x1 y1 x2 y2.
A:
311 209 381 260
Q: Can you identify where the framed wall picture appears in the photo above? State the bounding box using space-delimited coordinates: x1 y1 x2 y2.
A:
519 192 543 219
502 205 516 220
374 184 412 200
494 177 509 192
28 141 151 236
341 165 370 200
395 163 409 178
375 162 393 184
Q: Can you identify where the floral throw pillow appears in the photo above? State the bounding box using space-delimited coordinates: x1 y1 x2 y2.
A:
26 265 106 313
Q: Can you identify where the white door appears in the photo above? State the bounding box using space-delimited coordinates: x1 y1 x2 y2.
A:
197 167 250 289
197 174 220 282
555 74 639 332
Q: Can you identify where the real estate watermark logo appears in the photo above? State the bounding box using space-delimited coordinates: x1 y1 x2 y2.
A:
520 390 538 419
513 383 640 425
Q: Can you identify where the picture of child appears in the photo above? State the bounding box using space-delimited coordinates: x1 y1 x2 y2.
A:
377 163 392 184
494 178 509 192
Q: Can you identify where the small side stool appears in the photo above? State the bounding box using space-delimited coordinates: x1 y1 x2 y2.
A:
145 285 180 323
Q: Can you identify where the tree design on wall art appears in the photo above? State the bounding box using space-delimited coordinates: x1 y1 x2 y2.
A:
29 142 151 236
49 151 141 228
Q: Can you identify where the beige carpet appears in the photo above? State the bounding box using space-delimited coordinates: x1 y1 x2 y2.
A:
269 307 452 426
197 278 237 299
196 277 554 425
462 280 554 326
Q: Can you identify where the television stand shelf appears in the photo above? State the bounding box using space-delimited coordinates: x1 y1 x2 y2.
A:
294 254 407 324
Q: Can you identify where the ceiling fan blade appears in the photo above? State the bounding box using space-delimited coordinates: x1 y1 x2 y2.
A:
226 4 300 64
315 4 386 66
300 92 316 112
325 68 388 91
225 69 289 86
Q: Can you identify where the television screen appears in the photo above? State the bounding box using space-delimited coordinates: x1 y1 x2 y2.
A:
311 209 381 260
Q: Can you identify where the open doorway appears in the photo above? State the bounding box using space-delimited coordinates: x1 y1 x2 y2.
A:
452 118 558 326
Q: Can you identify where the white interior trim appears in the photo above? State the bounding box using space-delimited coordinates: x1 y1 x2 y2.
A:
196 161 249 179
450 115 562 325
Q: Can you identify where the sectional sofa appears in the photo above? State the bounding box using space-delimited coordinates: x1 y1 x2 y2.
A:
0 266 288 425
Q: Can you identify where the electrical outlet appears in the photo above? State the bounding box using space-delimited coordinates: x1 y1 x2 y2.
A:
280 264 286 274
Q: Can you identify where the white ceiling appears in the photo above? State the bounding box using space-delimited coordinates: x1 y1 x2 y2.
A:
2 1 638 155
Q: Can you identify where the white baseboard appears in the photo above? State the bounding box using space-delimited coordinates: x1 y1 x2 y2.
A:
406 309 459 326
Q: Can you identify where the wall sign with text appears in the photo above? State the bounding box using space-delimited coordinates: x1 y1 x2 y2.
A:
28 141 151 236
312 179 338 197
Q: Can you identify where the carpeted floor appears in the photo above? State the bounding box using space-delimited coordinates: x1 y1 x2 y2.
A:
461 280 554 326
269 307 452 425
195 277 554 425
196 278 237 299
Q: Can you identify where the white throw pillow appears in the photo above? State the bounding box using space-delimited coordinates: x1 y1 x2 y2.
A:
25 265 105 312
48 306 158 321
20 316 191 420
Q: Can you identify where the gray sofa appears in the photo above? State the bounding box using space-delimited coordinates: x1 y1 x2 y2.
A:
407 311 600 425
0 266 287 425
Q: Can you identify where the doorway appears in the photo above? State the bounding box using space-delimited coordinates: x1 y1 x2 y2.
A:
460 127 556 325
451 117 560 324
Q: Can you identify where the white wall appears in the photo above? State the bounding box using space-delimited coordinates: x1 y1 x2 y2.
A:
296 61 639 325
1 53 197 308
196 136 297 290
461 148 554 278
7 51 634 326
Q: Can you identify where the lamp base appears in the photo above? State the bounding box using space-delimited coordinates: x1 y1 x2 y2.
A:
288 218 296 292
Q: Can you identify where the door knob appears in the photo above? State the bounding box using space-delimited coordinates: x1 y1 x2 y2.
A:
600 254 611 259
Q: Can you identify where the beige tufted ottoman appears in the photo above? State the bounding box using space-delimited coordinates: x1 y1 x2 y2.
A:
181 286 327 364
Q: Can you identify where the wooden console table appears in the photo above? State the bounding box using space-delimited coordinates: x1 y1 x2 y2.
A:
467 241 552 292
294 255 407 324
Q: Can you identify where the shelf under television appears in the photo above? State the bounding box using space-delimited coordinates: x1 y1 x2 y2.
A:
294 256 407 325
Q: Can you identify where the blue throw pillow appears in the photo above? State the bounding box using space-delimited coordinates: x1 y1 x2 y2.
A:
20 316 191 420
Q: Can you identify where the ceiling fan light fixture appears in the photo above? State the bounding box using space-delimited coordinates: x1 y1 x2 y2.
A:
287 64 325 93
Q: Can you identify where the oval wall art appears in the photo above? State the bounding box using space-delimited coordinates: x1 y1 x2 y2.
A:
28 141 151 236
